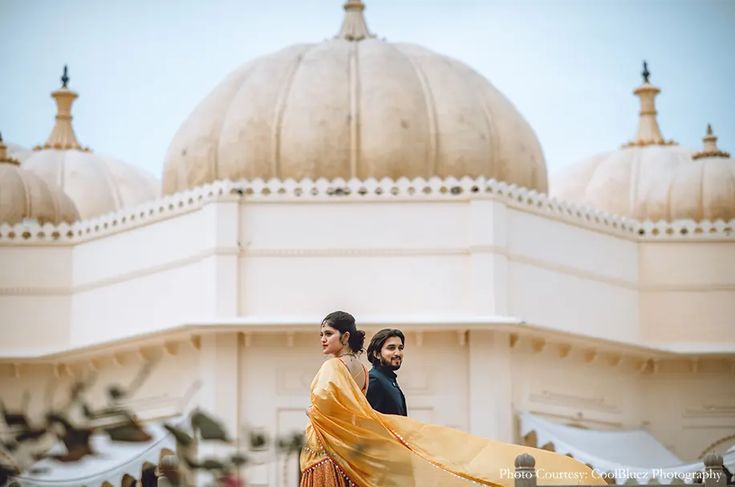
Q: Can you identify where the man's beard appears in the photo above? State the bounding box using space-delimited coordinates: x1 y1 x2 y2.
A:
380 355 401 371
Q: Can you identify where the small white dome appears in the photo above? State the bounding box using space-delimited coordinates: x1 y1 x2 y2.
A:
0 137 79 225
163 0 546 194
22 68 159 220
24 150 159 220
553 145 695 221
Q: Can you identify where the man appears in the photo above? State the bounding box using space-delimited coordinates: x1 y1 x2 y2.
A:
365 328 407 416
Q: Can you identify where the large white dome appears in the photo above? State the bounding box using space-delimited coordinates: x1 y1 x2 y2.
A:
22 69 159 220
552 65 735 222
163 0 546 194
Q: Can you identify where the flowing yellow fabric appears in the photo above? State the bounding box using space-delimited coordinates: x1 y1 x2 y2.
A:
300 358 606 487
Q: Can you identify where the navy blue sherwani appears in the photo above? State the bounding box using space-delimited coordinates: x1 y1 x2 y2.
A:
366 364 407 416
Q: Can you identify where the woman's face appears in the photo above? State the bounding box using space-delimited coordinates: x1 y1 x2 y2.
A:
320 323 346 356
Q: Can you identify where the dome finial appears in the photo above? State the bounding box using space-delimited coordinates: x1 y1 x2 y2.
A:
61 64 70 88
336 0 375 41
0 131 20 166
641 60 650 84
693 124 730 159
35 66 89 152
623 61 675 148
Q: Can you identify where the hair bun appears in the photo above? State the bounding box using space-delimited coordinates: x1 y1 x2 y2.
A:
350 329 366 354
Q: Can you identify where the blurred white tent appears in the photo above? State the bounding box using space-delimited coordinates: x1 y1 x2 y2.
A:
520 412 735 484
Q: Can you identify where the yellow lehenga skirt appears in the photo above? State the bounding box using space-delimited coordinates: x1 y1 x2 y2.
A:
299 358 606 487
300 423 354 487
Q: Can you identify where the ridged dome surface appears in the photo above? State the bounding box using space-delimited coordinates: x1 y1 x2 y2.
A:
163 37 546 194
673 155 735 221
552 145 735 221
23 150 160 220
554 146 682 220
0 162 79 225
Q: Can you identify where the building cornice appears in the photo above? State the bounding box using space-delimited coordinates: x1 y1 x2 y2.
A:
0 316 731 365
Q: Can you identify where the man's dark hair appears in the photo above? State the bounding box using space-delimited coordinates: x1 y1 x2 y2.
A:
366 328 405 365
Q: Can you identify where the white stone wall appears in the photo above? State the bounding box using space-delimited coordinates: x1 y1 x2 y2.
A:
1 182 733 355
640 241 735 344
238 199 472 318
68 207 215 346
0 246 72 353
506 208 640 342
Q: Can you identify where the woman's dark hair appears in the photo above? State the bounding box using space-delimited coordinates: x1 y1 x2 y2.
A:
366 328 405 365
321 311 365 353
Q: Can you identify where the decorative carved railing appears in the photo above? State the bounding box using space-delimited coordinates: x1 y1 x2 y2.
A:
2 177 733 245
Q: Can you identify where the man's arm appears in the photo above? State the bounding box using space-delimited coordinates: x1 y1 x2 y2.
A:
366 374 386 412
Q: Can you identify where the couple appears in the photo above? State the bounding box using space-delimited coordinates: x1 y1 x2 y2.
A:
300 311 604 487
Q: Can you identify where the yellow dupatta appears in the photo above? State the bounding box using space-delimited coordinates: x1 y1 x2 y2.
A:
302 358 606 487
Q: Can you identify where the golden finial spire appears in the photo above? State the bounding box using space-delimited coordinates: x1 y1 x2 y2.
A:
35 65 89 152
623 61 675 148
0 131 20 165
336 0 375 41
692 124 730 160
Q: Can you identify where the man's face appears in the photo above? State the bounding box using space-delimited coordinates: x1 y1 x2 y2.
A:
377 336 404 370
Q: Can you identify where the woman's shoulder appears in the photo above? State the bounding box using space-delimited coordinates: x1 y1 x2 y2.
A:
320 357 348 373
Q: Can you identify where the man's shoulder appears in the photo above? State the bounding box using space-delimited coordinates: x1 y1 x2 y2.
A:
369 366 388 382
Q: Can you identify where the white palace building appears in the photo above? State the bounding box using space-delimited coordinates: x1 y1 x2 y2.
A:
1 1 734 485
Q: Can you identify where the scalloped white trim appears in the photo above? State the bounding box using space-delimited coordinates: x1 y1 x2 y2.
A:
0 177 733 244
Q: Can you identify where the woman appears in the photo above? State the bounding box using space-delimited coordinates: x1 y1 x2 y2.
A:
300 312 605 487
300 311 367 486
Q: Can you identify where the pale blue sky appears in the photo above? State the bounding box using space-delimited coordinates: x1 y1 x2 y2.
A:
1 0 734 180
